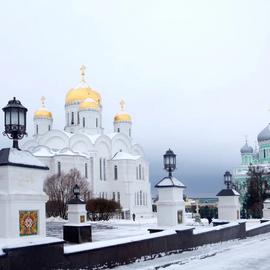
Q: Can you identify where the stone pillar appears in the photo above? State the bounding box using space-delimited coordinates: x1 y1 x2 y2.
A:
216 189 240 221
263 199 270 219
155 176 186 226
63 191 92 243
0 148 49 238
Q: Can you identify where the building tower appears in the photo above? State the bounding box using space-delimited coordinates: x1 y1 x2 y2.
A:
114 100 132 137
34 96 53 136
257 123 270 163
64 65 102 134
79 97 103 135
240 138 253 165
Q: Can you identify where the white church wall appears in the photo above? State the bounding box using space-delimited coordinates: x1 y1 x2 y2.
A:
38 130 69 150
132 144 145 157
69 134 94 154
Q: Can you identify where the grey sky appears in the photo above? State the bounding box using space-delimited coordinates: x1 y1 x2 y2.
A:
0 0 270 197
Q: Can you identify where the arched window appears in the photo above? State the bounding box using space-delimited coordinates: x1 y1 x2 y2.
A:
264 149 266 159
129 128 131 137
117 128 120 133
140 191 142 205
117 192 120 203
139 165 142 180
83 117 86 128
57 161 61 176
136 167 138 180
96 118 98 127
85 163 88 178
113 192 116 201
103 158 106 180
77 112 80 124
114 165 118 180
99 158 102 180
71 112 74 125
48 125 51 131
36 124 38 134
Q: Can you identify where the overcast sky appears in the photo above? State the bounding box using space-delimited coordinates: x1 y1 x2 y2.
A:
0 0 270 197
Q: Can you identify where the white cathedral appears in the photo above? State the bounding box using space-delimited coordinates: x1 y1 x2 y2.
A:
22 66 152 218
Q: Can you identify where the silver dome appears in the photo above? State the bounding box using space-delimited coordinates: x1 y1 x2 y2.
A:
240 142 253 154
257 124 270 142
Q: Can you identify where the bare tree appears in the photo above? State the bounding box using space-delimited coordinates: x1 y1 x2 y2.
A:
44 168 91 219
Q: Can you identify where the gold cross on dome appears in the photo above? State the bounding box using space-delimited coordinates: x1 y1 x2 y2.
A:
244 135 248 143
120 100 125 111
80 65 86 82
41 96 46 107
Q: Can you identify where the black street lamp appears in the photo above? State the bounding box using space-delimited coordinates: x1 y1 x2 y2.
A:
164 149 176 177
224 171 232 189
2 97 27 149
73 184 80 199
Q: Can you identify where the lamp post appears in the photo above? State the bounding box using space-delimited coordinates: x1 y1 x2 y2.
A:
2 97 27 149
73 184 80 199
224 171 232 189
163 149 176 177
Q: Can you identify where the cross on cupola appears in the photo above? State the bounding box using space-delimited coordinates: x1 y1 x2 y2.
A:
41 96 46 108
120 100 125 111
80 65 86 83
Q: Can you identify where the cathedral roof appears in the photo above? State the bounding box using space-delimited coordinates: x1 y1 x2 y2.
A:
112 151 140 160
155 176 186 188
257 124 270 142
240 142 253 154
216 189 240 196
65 65 101 106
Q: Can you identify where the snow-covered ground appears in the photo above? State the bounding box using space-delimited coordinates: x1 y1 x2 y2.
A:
114 231 270 270
46 216 210 241
45 217 270 269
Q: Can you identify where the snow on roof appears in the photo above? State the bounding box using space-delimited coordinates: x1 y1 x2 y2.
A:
79 132 101 144
57 148 88 157
216 189 240 196
32 146 55 157
112 151 141 160
155 176 186 188
7 148 48 168
107 132 118 139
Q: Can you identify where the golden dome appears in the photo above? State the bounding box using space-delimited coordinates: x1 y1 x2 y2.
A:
34 97 52 119
79 98 99 110
114 100 132 123
114 113 132 122
65 65 102 105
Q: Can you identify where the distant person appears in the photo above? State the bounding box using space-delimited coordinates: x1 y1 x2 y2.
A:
207 216 212 224
132 213 136 221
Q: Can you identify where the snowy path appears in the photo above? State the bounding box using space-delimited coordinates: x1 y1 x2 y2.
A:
115 232 270 270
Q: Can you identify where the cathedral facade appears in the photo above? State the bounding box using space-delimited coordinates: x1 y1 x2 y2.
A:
233 122 270 205
23 66 152 218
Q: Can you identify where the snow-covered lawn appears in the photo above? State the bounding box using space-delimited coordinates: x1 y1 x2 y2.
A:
46 216 211 241
114 232 270 270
